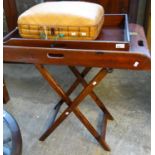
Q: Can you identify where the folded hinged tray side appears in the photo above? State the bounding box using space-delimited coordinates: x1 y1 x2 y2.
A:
3 45 150 70
4 14 130 51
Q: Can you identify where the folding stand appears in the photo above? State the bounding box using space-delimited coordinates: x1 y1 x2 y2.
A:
35 64 114 151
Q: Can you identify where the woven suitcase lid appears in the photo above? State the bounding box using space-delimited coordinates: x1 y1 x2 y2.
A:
18 1 104 27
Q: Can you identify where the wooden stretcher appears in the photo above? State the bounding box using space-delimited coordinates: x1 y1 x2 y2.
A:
3 0 151 152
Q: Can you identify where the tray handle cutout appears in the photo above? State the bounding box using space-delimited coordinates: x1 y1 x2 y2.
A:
47 53 64 59
51 44 66 48
138 40 144 47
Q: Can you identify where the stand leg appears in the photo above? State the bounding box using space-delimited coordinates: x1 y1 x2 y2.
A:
3 82 10 104
69 66 114 120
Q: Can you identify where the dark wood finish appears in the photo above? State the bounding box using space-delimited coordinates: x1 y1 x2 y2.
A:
144 0 151 34
3 82 10 103
3 0 18 32
128 0 139 23
36 64 111 151
144 0 151 50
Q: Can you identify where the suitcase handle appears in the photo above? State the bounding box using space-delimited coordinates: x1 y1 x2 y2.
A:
47 53 64 59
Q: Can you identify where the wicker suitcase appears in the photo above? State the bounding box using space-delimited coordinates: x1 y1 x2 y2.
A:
18 1 104 40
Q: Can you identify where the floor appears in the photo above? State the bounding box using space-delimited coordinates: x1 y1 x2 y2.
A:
3 63 151 155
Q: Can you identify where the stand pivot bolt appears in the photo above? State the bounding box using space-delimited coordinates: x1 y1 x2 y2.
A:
133 61 139 67
92 81 97 86
65 112 69 115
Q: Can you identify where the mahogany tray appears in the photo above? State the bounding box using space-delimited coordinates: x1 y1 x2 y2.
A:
4 14 130 50
3 14 151 70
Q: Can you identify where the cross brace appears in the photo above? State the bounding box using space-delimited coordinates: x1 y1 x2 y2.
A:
35 64 114 151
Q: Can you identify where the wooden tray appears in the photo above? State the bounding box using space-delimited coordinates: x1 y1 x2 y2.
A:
4 14 130 51
3 14 150 71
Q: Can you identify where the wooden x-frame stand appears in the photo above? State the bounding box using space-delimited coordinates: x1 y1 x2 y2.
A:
35 64 114 151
